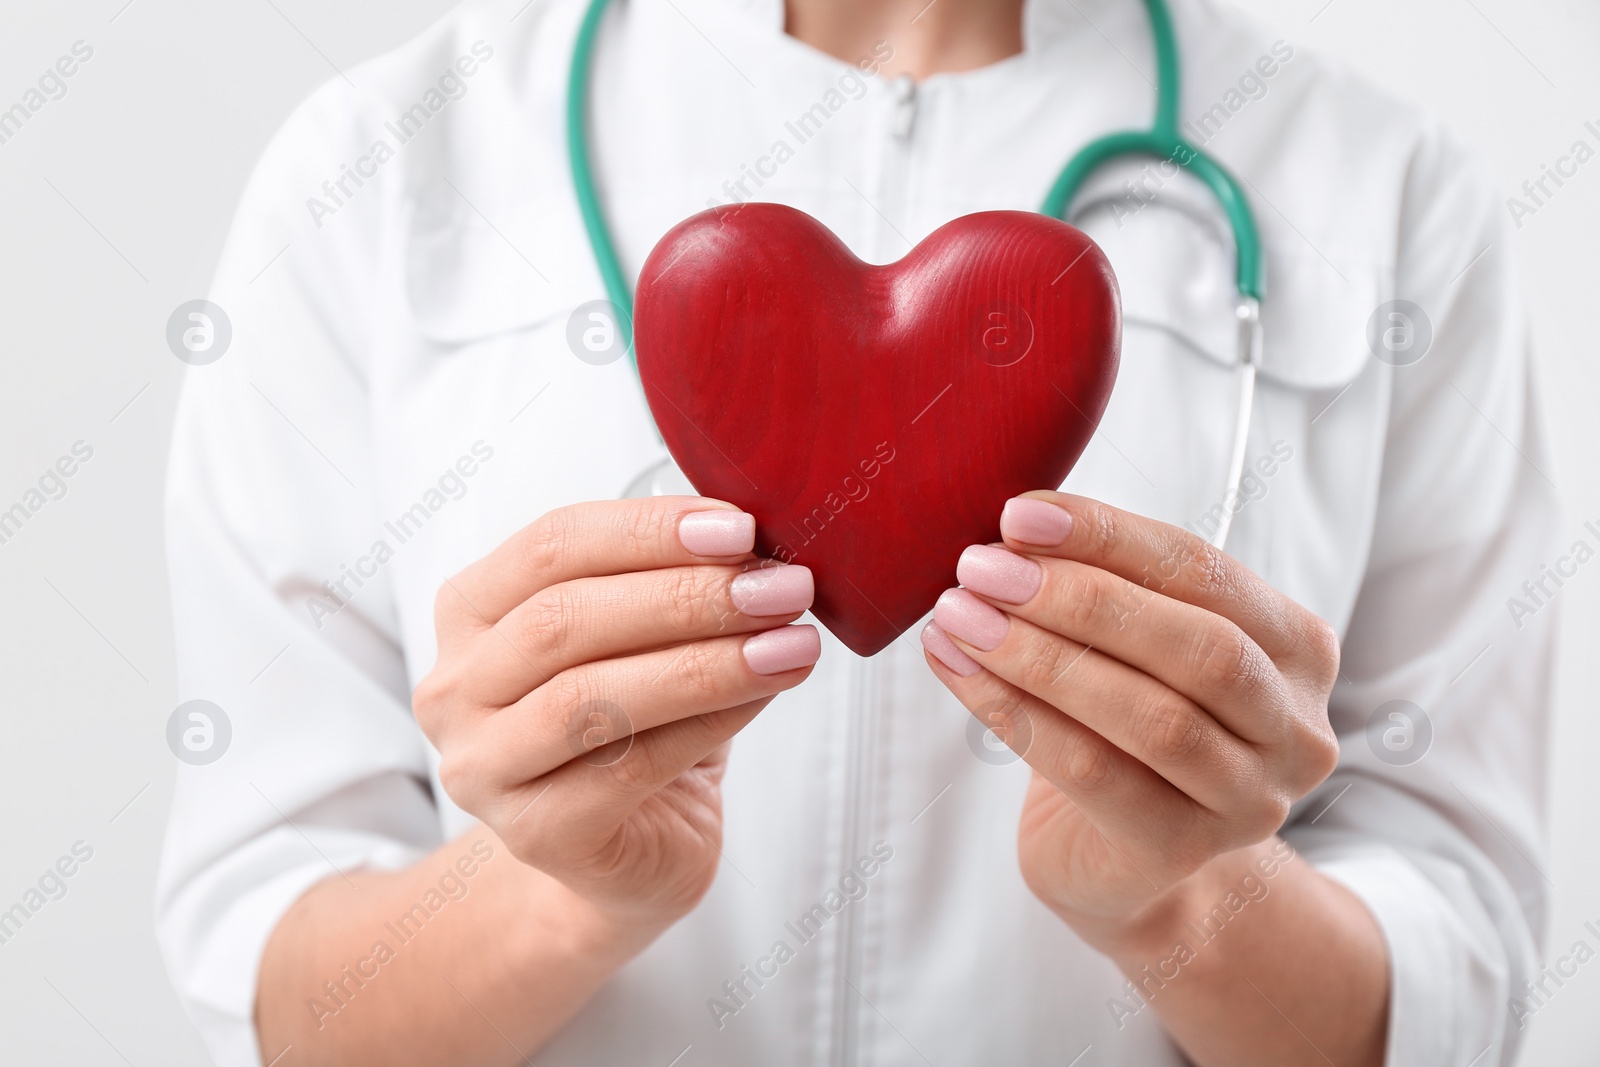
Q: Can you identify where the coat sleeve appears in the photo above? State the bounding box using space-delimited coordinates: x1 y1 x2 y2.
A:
1283 123 1559 1066
155 77 443 1067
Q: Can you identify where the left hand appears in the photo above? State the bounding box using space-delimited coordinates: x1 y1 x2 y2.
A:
921 491 1342 953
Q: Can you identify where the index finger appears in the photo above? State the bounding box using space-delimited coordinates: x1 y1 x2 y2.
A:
997 491 1327 664
443 496 755 627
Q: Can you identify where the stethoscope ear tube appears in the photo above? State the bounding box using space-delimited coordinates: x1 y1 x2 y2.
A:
1210 297 1263 551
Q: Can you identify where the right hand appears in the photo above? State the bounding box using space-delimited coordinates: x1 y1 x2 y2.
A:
414 496 819 930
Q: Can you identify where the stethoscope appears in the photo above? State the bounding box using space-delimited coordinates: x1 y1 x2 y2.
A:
569 0 1265 550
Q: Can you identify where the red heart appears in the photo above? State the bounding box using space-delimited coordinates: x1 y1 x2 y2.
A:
635 205 1120 656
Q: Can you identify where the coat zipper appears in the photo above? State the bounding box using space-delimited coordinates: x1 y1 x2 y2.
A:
829 657 877 1067
829 73 919 1067
890 74 917 141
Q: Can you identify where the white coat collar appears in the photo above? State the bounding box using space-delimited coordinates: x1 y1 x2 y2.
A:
687 0 1132 56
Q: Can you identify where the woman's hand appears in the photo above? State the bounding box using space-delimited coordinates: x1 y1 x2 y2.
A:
414 496 819 935
920 491 1342 954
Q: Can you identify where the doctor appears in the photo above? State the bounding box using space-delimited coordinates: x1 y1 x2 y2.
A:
158 0 1557 1064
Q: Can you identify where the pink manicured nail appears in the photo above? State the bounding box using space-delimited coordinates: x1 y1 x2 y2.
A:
679 510 755 556
743 624 821 675
921 621 982 677
934 588 1010 652
956 545 1042 604
1001 497 1073 546
730 564 814 617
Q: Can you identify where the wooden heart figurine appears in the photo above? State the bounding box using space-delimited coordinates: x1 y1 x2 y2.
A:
634 204 1120 657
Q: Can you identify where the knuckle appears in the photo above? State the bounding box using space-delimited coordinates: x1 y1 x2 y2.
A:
974 690 1034 750
550 675 635 767
1301 615 1342 688
411 668 446 718
605 737 665 792
432 572 489 637
1059 730 1119 798
1193 625 1258 699
661 567 717 634
435 749 484 812
542 667 593 726
1235 792 1293 843
1140 695 1210 767
1062 569 1112 632
1017 631 1074 693
1204 775 1293 851
411 667 460 740
498 827 543 870
1314 726 1342 780
1292 717 1342 788
523 507 577 579
670 639 728 702
431 580 458 633
494 807 558 870
1179 540 1232 596
1084 501 1122 559
1266 792 1294 834
622 500 673 554
516 586 576 663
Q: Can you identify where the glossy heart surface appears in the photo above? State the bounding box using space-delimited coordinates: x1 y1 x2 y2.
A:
635 204 1120 656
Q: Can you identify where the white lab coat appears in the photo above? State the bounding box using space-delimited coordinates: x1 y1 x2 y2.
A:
157 0 1560 1063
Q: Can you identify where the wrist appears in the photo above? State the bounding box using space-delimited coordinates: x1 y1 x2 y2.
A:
1056 877 1211 965
510 868 675 975
1058 839 1299 966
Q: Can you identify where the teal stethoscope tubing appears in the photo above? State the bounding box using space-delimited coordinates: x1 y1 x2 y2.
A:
567 0 1265 549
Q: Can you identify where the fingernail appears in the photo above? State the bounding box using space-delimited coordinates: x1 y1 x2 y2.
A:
934 588 1010 652
679 510 755 556
743 624 821 675
921 621 982 677
1001 497 1073 546
957 545 1042 604
731 565 814 617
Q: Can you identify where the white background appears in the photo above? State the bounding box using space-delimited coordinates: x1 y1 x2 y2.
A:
0 0 1594 1063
